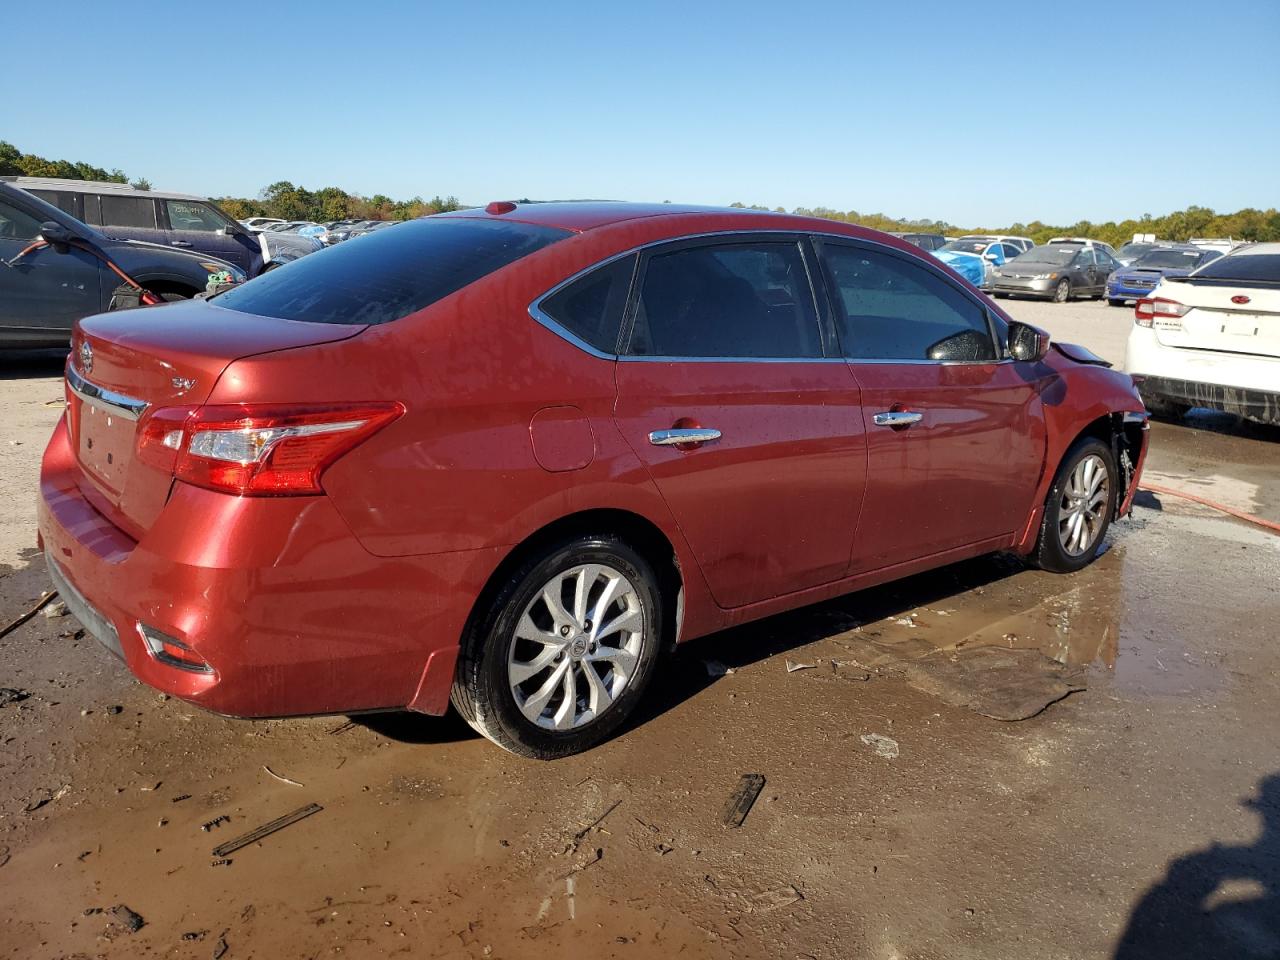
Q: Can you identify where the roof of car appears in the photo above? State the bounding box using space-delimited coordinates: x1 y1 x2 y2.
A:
437 201 784 233
0 176 208 203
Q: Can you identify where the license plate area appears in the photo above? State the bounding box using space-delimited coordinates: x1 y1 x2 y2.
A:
1220 314 1262 337
77 400 136 498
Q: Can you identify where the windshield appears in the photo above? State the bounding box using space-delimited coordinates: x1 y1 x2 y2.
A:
1185 250 1280 284
1133 249 1201 270
940 240 988 254
215 216 571 325
1117 243 1155 260
1019 246 1079 266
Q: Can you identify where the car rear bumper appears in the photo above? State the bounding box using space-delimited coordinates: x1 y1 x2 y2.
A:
37 416 499 718
1106 282 1158 301
1133 375 1280 425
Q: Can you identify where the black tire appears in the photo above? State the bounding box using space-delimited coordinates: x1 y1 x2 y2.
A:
451 534 664 759
1141 394 1191 421
1052 278 1072 303
1107 298 1124 307
1032 437 1118 573
992 292 1008 299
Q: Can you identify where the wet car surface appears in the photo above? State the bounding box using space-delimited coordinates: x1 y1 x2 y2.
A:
1 293 1278 957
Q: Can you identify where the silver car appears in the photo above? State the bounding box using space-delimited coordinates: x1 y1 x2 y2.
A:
989 244 1122 303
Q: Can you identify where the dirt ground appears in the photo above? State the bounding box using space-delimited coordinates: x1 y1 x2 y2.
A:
2 300 1278 960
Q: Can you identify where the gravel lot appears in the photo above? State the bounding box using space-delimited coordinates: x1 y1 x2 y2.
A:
1 305 1277 959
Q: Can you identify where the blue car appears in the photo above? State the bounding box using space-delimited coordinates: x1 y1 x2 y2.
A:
1105 246 1222 305
931 238 1020 288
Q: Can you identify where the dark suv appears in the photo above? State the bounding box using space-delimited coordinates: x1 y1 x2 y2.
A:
0 182 243 348
1 177 314 277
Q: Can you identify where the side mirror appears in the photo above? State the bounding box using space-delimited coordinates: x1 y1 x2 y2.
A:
39 221 76 250
1008 321 1050 362
983 252 999 261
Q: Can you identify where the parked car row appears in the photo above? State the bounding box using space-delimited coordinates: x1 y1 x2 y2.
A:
3 177 320 277
237 217 398 245
0 181 245 347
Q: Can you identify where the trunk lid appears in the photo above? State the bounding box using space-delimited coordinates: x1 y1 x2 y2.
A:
1154 279 1280 358
68 300 366 537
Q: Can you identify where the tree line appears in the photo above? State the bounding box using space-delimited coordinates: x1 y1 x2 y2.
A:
4 141 1276 243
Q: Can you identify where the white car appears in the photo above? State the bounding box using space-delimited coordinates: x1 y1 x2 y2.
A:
957 233 1035 254
1124 243 1279 426
240 217 286 232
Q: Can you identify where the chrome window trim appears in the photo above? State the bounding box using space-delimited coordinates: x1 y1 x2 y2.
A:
527 227 1013 365
66 365 149 420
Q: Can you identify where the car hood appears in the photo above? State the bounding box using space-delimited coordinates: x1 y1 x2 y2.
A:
97 238 244 279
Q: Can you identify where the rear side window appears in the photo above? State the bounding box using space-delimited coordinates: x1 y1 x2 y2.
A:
215 217 570 325
29 190 77 217
822 243 995 362
100 196 157 229
627 241 822 358
81 194 102 225
538 255 635 354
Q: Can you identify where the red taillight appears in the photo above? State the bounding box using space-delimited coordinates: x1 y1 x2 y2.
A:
1134 297 1190 328
135 402 404 496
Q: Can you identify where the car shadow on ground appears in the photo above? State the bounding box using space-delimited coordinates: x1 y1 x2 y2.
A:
1167 409 1280 444
358 551 1030 747
1114 773 1280 960
0 348 67 381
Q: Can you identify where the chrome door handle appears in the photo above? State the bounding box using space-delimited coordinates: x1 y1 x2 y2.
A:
648 428 722 446
170 240 192 248
872 411 923 427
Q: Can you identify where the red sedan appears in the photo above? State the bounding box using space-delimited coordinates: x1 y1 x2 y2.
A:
38 202 1150 758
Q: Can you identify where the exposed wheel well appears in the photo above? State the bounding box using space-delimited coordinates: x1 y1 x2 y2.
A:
1068 413 1144 513
139 279 199 299
462 509 685 655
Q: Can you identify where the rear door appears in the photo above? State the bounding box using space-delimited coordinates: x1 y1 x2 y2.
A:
815 238 1043 573
159 199 258 274
0 195 103 340
612 235 867 609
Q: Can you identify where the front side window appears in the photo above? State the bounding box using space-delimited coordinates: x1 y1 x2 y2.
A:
822 243 996 362
165 200 229 232
539 255 635 354
216 217 570 325
0 200 42 240
628 241 821 358
99 195 157 229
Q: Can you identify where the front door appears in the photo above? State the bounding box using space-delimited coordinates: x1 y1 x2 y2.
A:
816 238 1043 573
0 197 103 343
612 236 867 609
159 199 259 274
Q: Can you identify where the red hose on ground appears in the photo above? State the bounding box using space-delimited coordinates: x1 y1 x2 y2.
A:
1140 481 1280 535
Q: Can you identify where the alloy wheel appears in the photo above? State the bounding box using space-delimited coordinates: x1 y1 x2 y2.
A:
1058 454 1109 556
507 564 645 730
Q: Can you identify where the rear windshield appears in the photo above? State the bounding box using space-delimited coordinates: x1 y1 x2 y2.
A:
1133 250 1202 269
1183 251 1280 285
215 217 571 324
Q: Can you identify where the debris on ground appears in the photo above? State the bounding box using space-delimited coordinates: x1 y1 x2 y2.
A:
181 930 208 941
104 904 146 936
567 799 622 854
749 884 804 913
172 794 192 803
41 600 69 619
860 734 900 759
211 858 233 867
202 816 230 832
785 659 817 673
212 931 230 959
0 591 59 640
0 687 30 707
211 803 323 858
328 720 356 735
24 784 69 813
901 647 1086 721
106 705 122 715
704 659 735 678
721 774 766 828
830 660 871 681
0 846 9 868
263 765 305 787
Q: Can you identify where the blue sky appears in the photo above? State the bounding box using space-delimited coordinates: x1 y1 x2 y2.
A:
7 0 1278 226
